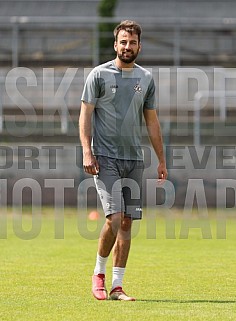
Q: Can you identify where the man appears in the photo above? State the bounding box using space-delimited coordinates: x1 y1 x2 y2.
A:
79 20 167 301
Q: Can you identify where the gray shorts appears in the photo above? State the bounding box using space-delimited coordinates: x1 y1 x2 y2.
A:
94 156 144 220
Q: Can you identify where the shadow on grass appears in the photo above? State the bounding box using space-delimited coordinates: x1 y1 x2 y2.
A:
137 299 236 304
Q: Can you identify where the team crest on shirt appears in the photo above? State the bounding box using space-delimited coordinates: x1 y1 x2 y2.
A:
110 84 118 93
134 84 142 93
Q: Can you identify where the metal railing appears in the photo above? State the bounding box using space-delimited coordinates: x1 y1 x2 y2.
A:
194 90 236 145
0 71 84 136
0 65 236 141
1 16 236 67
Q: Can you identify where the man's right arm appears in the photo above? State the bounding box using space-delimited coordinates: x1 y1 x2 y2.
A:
79 101 99 175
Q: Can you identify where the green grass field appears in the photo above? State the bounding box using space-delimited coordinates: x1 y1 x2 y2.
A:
0 207 235 321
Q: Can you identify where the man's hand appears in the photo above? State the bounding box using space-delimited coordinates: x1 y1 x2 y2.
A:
83 152 99 175
157 162 168 184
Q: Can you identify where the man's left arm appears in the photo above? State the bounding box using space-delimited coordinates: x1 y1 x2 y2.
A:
143 109 168 183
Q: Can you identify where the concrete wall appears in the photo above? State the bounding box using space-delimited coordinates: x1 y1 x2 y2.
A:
2 0 235 19
0 0 100 17
116 0 236 19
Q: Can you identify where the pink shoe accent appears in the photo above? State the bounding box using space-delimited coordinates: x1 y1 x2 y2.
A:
92 274 107 300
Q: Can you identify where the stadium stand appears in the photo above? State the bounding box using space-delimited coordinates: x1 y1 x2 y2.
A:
1 0 233 19
0 1 236 207
1 0 236 66
0 0 236 142
0 0 100 17
115 0 236 19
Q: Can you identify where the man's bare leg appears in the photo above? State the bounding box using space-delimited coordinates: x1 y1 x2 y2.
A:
92 213 123 300
112 216 132 267
92 213 134 300
109 216 135 301
97 212 123 258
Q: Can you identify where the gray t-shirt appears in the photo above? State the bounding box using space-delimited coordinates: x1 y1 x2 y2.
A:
81 60 156 160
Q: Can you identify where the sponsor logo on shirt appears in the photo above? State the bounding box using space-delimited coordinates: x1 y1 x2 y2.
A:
110 84 118 93
134 84 142 93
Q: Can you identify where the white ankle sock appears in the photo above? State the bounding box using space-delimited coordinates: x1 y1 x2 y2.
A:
111 267 125 290
94 253 108 275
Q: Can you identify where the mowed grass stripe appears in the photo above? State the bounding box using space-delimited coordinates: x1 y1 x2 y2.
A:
0 208 235 321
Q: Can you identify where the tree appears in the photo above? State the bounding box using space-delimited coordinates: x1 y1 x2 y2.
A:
98 0 117 63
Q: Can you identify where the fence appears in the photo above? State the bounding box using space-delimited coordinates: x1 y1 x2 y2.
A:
0 66 236 145
1 16 236 67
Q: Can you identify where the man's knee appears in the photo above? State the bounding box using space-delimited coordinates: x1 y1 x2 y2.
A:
106 213 132 235
106 212 123 234
121 216 132 232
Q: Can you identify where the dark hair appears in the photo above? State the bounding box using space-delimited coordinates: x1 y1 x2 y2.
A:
113 20 142 42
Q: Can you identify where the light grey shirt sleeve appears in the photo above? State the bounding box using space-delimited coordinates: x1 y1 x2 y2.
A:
81 69 101 105
143 76 157 110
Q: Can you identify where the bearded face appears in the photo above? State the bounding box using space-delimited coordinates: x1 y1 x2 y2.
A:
114 30 141 65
